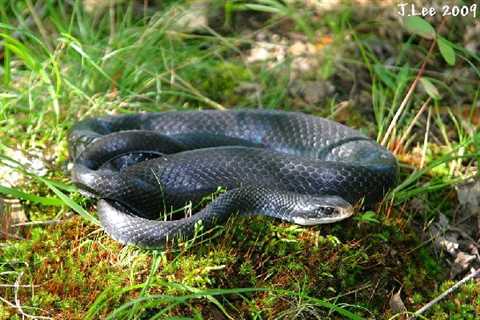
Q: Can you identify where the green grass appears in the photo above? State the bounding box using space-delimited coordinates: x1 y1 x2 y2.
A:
1 0 479 319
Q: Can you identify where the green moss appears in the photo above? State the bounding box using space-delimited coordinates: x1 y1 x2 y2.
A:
1 1 479 318
192 61 253 105
0 305 13 320
239 261 257 286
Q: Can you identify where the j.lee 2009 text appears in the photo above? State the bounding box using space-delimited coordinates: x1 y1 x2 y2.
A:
398 3 477 18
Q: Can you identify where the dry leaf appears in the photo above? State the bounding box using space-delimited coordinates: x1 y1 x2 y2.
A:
0 198 27 240
389 287 408 317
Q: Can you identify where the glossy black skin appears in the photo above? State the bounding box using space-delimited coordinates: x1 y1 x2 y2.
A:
69 110 398 247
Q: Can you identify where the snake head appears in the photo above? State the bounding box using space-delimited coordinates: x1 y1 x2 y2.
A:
290 195 354 225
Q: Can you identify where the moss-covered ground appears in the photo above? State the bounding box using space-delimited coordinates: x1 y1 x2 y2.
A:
0 1 479 319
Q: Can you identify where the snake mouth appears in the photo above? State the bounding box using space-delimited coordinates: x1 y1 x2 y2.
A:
291 206 354 226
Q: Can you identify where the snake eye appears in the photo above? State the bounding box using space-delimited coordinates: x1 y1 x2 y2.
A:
322 206 336 216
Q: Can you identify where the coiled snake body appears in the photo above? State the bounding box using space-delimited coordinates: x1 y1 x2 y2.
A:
69 110 397 247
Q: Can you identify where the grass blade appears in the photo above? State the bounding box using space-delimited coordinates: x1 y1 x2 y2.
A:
0 184 63 206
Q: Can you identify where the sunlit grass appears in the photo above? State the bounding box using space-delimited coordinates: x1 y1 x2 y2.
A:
0 0 479 319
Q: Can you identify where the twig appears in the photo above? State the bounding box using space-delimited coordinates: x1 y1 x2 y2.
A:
380 10 452 149
393 97 431 154
11 219 64 227
326 283 372 302
0 284 40 288
414 268 480 318
420 105 432 168
380 39 436 147
0 271 52 319
0 296 51 320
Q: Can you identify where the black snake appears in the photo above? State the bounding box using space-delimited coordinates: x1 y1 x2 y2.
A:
69 110 397 247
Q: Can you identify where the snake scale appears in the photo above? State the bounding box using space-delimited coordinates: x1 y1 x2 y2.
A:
69 110 397 248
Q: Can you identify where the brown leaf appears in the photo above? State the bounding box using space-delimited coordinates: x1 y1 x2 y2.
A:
389 287 408 317
0 198 28 240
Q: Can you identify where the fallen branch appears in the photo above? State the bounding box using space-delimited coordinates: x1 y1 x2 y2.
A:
414 268 480 318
